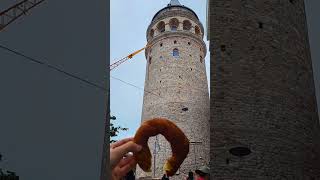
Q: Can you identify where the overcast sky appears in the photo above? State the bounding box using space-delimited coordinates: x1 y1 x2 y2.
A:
110 0 210 141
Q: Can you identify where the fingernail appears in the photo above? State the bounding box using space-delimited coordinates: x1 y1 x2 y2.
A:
137 145 142 151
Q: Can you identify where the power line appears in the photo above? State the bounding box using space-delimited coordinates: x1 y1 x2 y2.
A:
110 75 161 98
0 43 107 92
0 44 165 96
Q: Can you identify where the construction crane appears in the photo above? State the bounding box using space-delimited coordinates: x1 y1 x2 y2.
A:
110 44 150 71
0 0 45 31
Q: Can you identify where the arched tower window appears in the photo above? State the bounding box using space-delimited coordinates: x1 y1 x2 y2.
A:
157 21 165 33
183 20 192 30
173 48 179 57
150 29 154 38
195 25 201 35
169 18 179 31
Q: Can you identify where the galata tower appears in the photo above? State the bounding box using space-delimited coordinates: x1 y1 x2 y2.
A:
137 0 210 179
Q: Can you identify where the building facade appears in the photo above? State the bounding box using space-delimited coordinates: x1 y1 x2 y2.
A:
138 0 210 179
207 0 320 179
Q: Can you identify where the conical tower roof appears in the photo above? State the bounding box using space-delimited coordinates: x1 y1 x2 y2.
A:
168 0 181 6
152 0 199 21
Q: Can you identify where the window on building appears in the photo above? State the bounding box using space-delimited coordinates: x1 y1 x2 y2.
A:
229 147 251 157
226 158 230 164
160 43 163 47
195 25 201 35
200 56 203 63
173 48 179 57
221 45 226 52
182 107 188 111
174 40 177 44
149 57 152 64
183 20 192 30
150 29 154 38
169 18 179 31
157 21 165 33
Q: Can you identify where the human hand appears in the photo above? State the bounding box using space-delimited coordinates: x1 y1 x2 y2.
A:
110 137 142 180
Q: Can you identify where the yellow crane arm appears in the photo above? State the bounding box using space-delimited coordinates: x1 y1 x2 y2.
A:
110 44 151 71
128 46 147 59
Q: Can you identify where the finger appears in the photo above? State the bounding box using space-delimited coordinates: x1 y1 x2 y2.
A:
110 137 133 148
117 158 137 177
118 155 134 168
111 159 135 178
110 137 133 149
114 141 142 157
112 166 122 179
124 152 133 157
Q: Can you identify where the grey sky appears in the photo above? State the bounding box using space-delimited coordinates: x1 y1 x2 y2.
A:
110 0 210 141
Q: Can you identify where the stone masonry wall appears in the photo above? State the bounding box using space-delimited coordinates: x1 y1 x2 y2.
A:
208 0 320 179
137 8 210 179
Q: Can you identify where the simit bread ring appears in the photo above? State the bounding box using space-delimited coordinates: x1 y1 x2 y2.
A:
133 118 189 176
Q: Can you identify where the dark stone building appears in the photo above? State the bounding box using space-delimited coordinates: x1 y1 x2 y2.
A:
207 0 320 179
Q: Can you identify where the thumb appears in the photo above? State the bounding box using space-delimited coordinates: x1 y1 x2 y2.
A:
115 141 142 157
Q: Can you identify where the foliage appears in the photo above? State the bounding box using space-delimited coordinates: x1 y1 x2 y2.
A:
0 154 18 179
110 115 128 143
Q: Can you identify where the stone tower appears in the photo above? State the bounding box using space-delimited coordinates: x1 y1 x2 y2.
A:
137 0 210 179
207 0 320 179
